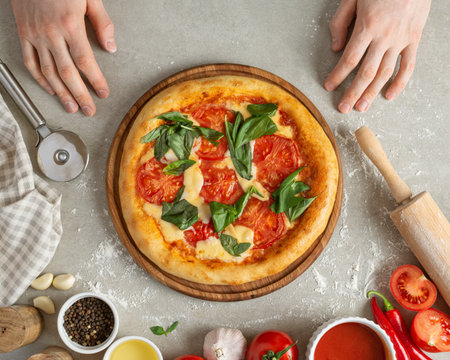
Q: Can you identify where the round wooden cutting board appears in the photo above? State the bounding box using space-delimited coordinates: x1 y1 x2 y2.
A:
106 64 343 301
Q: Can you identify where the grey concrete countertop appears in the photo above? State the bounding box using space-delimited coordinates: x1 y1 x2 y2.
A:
1 1 449 359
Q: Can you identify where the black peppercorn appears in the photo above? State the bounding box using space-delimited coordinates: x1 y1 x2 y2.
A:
63 297 114 347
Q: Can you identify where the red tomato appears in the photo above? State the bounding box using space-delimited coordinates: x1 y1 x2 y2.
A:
253 135 300 193
191 103 235 131
411 308 450 352
184 220 216 247
235 198 286 249
199 159 244 205
247 330 298 360
136 158 183 205
389 264 437 311
174 356 204 360
195 136 228 160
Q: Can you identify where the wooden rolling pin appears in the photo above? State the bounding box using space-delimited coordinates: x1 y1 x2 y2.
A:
0 305 43 353
355 126 450 306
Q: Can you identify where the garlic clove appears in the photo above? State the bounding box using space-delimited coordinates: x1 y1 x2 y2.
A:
30 273 54 290
33 296 56 314
52 273 75 290
203 328 247 360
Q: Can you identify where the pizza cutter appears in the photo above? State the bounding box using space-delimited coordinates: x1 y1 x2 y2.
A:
0 59 88 182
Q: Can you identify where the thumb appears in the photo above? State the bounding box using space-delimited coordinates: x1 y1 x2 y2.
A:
87 0 116 53
329 0 356 52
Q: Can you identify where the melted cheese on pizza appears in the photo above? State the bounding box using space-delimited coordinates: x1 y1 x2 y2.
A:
196 225 254 261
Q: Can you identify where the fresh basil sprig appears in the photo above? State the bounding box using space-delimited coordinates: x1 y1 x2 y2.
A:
150 321 179 336
161 186 198 230
219 233 251 257
270 168 316 222
140 111 224 164
226 104 278 180
210 186 261 233
163 159 195 175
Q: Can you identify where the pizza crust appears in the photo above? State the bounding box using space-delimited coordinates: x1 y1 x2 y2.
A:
119 76 339 285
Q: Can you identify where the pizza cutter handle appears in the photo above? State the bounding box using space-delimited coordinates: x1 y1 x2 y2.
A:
0 59 50 138
355 126 412 204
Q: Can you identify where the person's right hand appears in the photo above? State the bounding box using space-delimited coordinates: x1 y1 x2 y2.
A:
11 0 116 116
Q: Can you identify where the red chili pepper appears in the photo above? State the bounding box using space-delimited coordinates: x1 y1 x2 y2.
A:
368 291 432 360
368 293 410 360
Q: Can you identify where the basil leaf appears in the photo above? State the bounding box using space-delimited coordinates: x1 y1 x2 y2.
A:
232 111 244 141
167 132 190 160
285 196 317 222
163 159 195 175
166 321 178 334
210 186 259 232
150 326 166 336
154 130 170 160
197 126 224 145
162 187 198 230
272 167 303 197
225 121 252 180
140 125 169 143
234 115 278 149
219 233 236 254
219 233 251 257
157 111 193 125
270 168 316 221
234 186 262 217
233 242 252 255
209 202 237 233
247 103 278 117
183 128 196 155
174 186 184 202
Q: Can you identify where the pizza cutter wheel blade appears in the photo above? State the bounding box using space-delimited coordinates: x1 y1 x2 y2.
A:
0 59 88 182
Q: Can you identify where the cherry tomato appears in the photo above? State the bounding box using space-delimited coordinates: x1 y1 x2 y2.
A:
174 355 205 360
253 135 300 193
411 308 450 353
184 220 216 247
389 264 437 311
246 330 298 360
136 157 183 205
195 136 228 160
191 103 235 131
199 159 244 204
235 198 286 249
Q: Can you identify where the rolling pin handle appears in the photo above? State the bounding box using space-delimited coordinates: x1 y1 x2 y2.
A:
355 126 412 204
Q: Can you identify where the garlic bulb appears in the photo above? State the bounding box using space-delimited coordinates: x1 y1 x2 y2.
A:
203 328 247 360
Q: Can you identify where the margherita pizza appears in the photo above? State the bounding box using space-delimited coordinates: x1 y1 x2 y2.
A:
119 76 338 285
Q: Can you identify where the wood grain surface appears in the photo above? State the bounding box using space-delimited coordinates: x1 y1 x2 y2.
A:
105 64 343 301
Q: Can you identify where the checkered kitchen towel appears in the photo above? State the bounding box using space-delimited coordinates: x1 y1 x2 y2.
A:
0 92 62 307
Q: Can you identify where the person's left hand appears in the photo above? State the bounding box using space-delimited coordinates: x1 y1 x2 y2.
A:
325 0 431 114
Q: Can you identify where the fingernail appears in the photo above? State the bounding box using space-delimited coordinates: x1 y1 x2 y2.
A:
105 40 117 53
82 106 94 117
324 80 335 91
386 91 396 100
45 87 55 95
338 102 351 114
356 100 368 112
64 102 77 113
97 89 109 98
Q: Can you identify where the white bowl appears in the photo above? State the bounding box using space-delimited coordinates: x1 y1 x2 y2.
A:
57 292 119 354
305 317 396 360
103 336 164 360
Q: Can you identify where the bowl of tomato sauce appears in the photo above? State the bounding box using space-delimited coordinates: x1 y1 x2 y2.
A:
306 317 396 360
